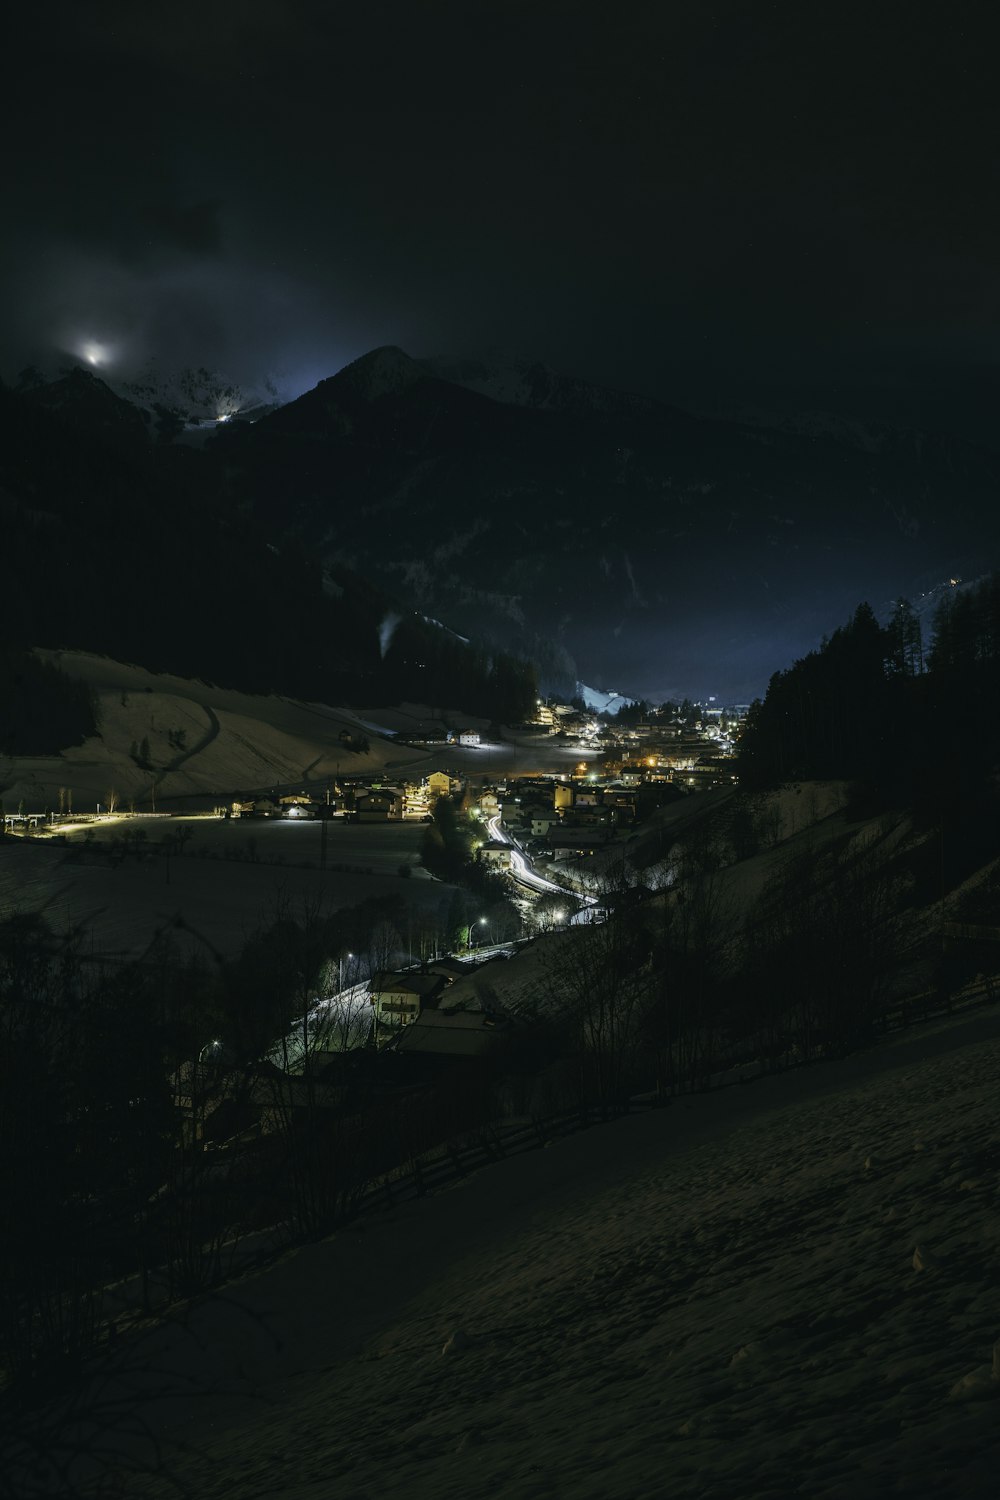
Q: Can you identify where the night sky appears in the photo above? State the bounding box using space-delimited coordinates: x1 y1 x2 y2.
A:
5 0 998 437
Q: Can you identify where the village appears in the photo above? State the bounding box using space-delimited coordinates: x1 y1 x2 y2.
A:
248 698 746 1083
218 696 742 859
1 688 746 1148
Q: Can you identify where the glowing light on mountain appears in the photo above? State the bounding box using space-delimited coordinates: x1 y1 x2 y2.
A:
80 340 110 367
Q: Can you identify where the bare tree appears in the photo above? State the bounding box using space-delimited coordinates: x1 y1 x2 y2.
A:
531 891 572 933
310 951 367 1052
367 917 401 976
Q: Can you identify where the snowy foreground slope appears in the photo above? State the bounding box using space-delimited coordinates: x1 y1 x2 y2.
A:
111 1005 1000 1499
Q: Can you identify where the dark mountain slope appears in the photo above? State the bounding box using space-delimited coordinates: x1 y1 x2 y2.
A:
0 381 534 718
214 348 1000 699
18 366 153 453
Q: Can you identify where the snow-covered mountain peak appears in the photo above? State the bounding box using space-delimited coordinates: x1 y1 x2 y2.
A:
114 362 282 425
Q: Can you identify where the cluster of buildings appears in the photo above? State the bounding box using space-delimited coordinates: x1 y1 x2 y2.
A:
367 955 508 1057
528 697 745 771
230 769 465 824
225 699 744 833
175 950 511 1152
474 720 739 872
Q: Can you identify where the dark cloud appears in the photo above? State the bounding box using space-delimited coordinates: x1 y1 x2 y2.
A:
140 197 223 257
2 0 998 431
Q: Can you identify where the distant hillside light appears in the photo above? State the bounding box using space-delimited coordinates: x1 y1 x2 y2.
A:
81 340 109 367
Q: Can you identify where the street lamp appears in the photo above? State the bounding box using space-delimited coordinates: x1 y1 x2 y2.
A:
339 952 354 990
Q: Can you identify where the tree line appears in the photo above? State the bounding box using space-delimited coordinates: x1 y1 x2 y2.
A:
737 579 1000 812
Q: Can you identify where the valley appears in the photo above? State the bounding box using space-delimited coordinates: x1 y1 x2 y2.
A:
5 9 999 1495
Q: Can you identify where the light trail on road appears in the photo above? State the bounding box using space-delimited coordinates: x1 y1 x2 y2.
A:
271 809 606 1066
485 813 599 908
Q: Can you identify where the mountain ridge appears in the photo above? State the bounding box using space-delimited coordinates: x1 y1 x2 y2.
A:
8 350 1000 701
214 347 1000 699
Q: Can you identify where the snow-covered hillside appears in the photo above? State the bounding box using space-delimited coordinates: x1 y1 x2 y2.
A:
115 362 282 426
576 682 636 715
75 997 1000 1498
0 651 402 815
0 651 598 817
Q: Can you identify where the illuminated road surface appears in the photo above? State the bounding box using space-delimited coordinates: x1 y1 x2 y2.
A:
271 816 603 1065
270 981 372 1066
485 813 599 917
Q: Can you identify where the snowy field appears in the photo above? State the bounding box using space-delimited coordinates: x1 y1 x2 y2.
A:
0 819 453 960
46 812 432 875
85 1000 1000 1498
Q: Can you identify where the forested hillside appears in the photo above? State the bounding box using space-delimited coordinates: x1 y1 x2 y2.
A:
0 378 536 721
739 580 1000 793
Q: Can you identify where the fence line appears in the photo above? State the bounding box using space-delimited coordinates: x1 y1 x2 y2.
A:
97 977 1000 1331
97 1093 656 1327
357 1097 655 1220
